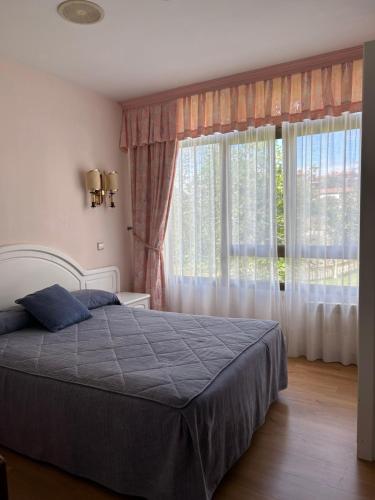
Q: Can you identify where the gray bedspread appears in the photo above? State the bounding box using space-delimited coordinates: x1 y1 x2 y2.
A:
0 305 287 499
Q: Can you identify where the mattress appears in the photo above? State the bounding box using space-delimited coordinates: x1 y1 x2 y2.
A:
0 305 287 499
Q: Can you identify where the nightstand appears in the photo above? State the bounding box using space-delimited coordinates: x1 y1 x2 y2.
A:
117 292 150 309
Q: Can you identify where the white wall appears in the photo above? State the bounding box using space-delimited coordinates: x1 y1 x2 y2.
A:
358 40 375 461
0 55 132 290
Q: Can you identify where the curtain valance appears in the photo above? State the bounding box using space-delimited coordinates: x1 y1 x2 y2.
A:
120 56 363 148
120 100 177 149
176 59 363 138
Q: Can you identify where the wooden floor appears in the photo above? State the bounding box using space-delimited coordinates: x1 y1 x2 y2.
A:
1 358 375 500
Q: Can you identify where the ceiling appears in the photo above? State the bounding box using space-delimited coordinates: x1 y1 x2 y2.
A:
1 0 375 102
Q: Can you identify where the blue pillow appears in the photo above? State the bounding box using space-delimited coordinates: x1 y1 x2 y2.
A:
71 289 120 310
16 284 92 332
0 308 34 335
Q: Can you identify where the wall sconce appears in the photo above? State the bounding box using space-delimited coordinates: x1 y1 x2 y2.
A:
105 171 119 208
86 169 119 208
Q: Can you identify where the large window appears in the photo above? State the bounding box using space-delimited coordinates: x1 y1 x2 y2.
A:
166 115 361 293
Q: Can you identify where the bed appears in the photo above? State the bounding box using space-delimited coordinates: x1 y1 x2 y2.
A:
0 245 287 500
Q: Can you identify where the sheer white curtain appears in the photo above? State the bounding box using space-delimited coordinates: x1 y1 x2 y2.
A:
165 126 280 319
283 113 361 365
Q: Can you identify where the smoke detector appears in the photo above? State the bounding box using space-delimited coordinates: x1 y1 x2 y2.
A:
57 0 104 25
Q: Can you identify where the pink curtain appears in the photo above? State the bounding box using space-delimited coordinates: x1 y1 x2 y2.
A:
121 102 178 310
121 100 177 149
120 54 363 310
176 59 363 138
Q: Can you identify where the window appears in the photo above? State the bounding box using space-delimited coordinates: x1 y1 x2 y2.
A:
166 126 278 287
284 115 361 293
169 135 223 279
166 115 361 293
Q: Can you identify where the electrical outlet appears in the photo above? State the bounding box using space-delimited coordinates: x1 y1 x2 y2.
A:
97 242 104 251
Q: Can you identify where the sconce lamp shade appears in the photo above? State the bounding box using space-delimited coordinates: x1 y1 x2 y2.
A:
106 171 119 192
86 169 101 191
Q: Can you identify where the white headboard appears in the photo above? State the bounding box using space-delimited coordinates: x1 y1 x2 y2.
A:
0 244 120 310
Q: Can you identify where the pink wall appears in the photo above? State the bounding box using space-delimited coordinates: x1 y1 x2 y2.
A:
0 56 132 290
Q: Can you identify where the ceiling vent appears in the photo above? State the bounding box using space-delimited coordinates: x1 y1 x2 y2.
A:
57 0 104 25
